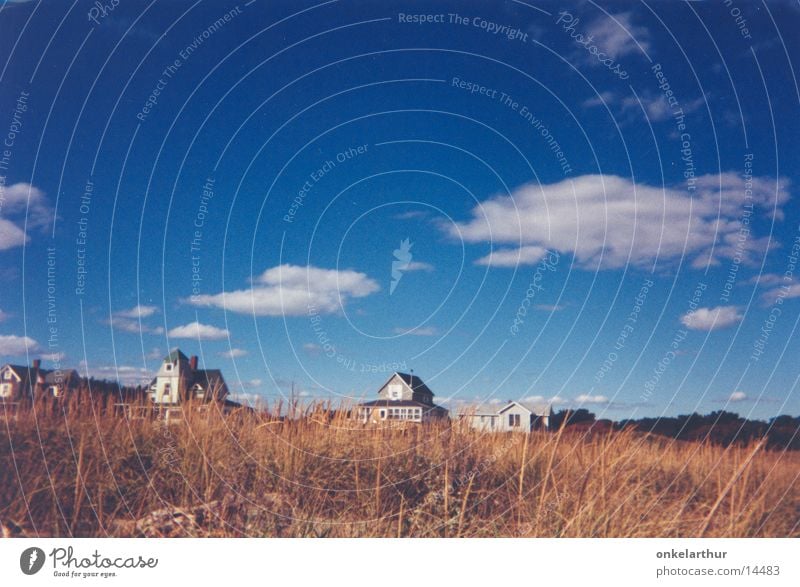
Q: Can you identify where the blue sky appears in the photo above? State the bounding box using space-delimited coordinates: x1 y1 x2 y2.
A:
1 0 799 419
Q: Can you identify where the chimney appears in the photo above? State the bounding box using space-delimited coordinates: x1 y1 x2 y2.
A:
32 359 41 370
189 355 198 371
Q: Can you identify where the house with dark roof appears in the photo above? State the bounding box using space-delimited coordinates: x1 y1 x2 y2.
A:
0 361 45 400
1 360 83 400
148 349 229 406
358 372 448 424
44 369 81 397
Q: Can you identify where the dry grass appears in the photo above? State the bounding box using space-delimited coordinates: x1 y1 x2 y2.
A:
1 394 798 537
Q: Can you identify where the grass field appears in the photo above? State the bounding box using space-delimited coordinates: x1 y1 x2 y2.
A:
1 394 798 538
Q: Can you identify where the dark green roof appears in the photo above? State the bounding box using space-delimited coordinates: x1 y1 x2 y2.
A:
165 349 189 363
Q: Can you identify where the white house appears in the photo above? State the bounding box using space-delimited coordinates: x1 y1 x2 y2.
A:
0 362 43 400
148 349 229 405
357 372 448 424
1 360 82 400
462 400 551 432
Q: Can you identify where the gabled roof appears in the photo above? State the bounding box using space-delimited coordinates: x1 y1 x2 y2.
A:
497 400 551 417
1 363 51 389
165 349 189 363
391 372 434 397
1 364 28 380
191 369 225 388
43 370 80 385
456 404 501 417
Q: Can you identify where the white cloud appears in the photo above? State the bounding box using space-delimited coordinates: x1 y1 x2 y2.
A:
586 91 704 123
450 174 789 269
108 317 164 335
729 391 748 402
575 394 610 404
680 306 742 331
0 308 9 322
743 273 786 287
586 12 650 59
533 304 566 312
237 378 262 389
114 305 159 319
218 348 248 358
475 245 548 267
0 334 40 355
188 264 380 316
404 261 434 272
394 210 429 220
393 325 439 336
302 343 321 355
107 306 163 334
0 183 54 249
761 283 800 305
145 347 163 360
523 395 567 405
77 360 153 386
0 218 28 250
168 321 230 340
582 91 616 109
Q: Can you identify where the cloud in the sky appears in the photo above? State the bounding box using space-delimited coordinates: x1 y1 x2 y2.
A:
108 318 164 335
729 391 748 402
475 245 549 268
575 394 610 404
219 348 248 358
681 306 742 331
302 343 321 355
451 174 789 269
168 321 230 340
404 261 434 272
585 91 705 122
77 360 153 386
115 305 159 319
586 12 650 59
393 326 439 336
0 308 9 322
107 305 163 334
744 273 786 287
0 334 40 355
523 395 567 405
761 283 800 305
188 264 380 316
0 183 54 250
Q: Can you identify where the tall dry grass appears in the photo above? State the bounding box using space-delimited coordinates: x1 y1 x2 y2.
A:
1 394 798 537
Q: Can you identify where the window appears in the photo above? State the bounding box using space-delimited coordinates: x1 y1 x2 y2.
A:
165 363 172 371
388 384 402 400
509 414 521 427
3 370 11 380
0 383 11 397
162 383 171 401
379 409 386 420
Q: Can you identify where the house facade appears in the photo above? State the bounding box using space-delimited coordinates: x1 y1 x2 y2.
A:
44 369 81 397
357 372 448 424
1 360 82 400
462 400 551 432
148 349 229 406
